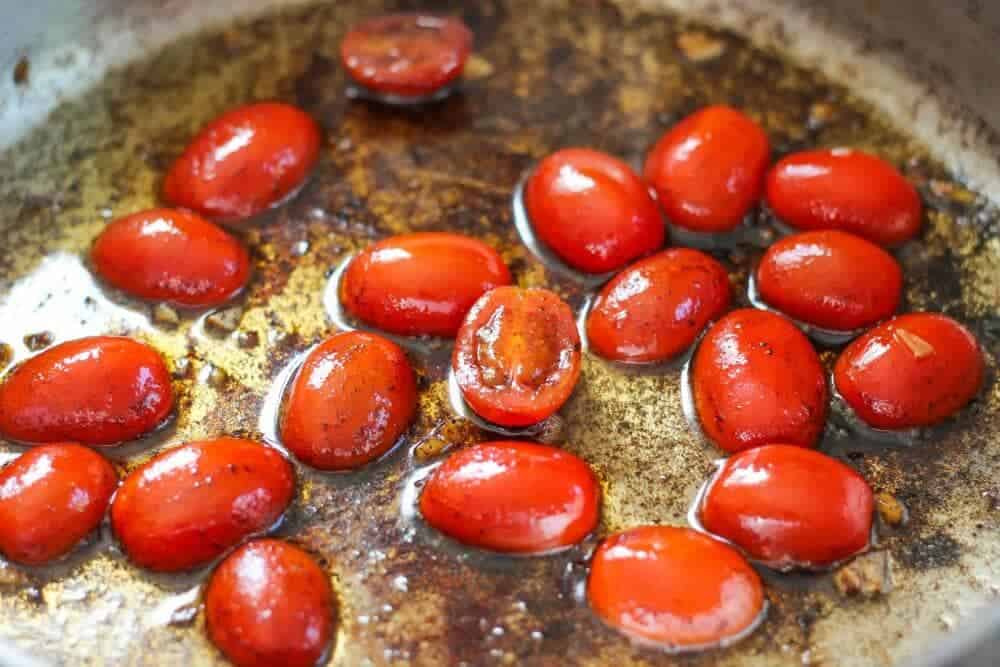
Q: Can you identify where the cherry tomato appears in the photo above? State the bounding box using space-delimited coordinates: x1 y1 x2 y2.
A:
419 441 599 553
281 331 417 470
586 248 730 363
765 148 922 246
691 309 828 452
0 336 173 446
587 525 764 649
524 148 664 273
340 14 473 98
453 287 581 427
699 445 874 569
834 313 982 430
206 539 335 667
342 232 512 337
0 444 117 565
111 437 294 572
163 103 320 223
643 105 770 233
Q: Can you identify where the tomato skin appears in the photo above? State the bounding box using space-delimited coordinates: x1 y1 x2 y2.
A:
643 106 770 233
524 148 664 273
111 437 294 572
834 313 982 429
419 441 599 553
281 332 417 470
0 336 174 446
765 148 922 246
206 539 334 667
342 232 512 337
586 248 730 363
692 309 828 452
163 103 320 223
453 287 582 427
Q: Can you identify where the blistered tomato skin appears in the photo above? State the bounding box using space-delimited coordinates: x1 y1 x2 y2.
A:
0 444 117 565
524 148 664 273
453 287 582 428
163 103 320 223
281 332 417 470
586 249 730 363
766 148 922 246
643 105 770 233
692 309 828 452
111 438 294 572
0 336 174 446
342 232 512 337
834 313 983 430
206 539 335 667
419 441 600 553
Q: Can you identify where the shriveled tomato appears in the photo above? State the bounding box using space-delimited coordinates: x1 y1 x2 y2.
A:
0 444 117 565
419 441 599 553
281 331 417 470
206 539 335 667
588 525 764 649
834 313 982 430
586 248 730 363
341 232 511 337
163 103 320 223
111 437 294 572
765 148 922 246
453 287 581 427
524 148 664 273
644 105 770 233
0 336 173 446
691 309 828 452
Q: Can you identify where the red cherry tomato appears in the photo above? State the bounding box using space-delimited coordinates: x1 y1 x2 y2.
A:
588 525 764 649
281 331 417 470
453 287 581 427
340 14 473 97
643 105 770 233
700 445 874 569
834 313 983 430
419 441 599 553
163 103 320 223
586 248 730 363
0 444 117 565
342 232 512 337
524 148 664 273
111 437 294 572
206 539 335 667
0 336 174 446
765 148 922 246
692 309 828 452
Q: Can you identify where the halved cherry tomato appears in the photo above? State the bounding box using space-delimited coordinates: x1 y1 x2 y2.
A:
111 437 294 572
0 336 173 446
834 313 982 429
588 525 764 649
524 148 664 273
206 539 335 667
341 232 511 337
452 287 581 427
586 248 730 363
419 441 599 553
163 102 320 223
691 309 828 452
765 148 922 246
699 445 874 569
340 14 473 97
281 331 417 470
643 105 770 233
0 444 117 565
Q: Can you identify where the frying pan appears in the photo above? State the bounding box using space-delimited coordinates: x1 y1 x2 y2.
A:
1 1 999 665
